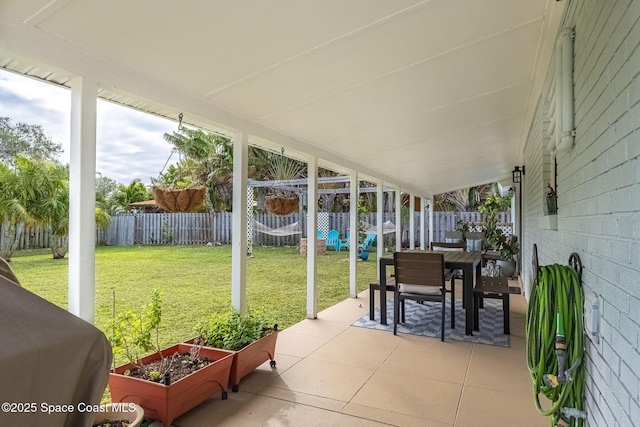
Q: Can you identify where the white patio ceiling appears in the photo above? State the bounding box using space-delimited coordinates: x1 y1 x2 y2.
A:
0 0 566 196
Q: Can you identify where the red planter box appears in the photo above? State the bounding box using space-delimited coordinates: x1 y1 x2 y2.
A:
109 343 234 426
229 330 278 391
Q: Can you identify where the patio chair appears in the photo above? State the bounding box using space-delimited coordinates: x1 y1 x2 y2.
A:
317 230 323 240
325 229 341 252
473 276 511 335
393 252 447 341
338 231 350 251
466 231 484 251
430 242 465 328
358 233 376 252
444 230 463 243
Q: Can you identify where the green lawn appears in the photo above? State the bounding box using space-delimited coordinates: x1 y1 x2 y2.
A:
10 245 377 351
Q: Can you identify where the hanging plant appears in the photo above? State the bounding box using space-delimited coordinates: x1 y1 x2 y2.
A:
151 114 214 213
264 150 306 216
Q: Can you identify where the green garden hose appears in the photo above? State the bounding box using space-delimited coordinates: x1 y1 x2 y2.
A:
526 263 585 426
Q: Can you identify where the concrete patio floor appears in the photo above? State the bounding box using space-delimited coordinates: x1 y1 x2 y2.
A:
173 281 547 427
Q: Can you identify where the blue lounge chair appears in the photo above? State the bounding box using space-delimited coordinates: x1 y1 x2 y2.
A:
317 230 323 240
326 229 341 252
338 232 350 250
358 233 376 252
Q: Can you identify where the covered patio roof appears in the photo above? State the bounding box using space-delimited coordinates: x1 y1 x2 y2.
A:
0 0 566 195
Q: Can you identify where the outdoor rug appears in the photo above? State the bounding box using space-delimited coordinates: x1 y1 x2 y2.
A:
352 299 510 347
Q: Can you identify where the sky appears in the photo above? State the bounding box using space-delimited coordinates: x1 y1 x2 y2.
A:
0 69 177 185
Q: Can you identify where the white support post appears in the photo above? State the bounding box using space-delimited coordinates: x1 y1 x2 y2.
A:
349 171 358 298
232 131 248 315
420 197 426 250
395 188 402 252
376 180 384 279
428 198 434 246
306 156 318 319
409 193 415 249
68 77 97 324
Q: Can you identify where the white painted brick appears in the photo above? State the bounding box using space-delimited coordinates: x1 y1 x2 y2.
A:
616 161 636 189
604 338 622 376
631 242 640 268
609 86 630 125
603 301 621 331
599 393 618 427
619 313 639 347
617 214 640 239
611 329 640 373
605 384 628 426
612 241 632 265
611 374 632 414
630 400 640 427
609 138 630 168
627 297 640 325
613 110 636 141
618 266 640 297
620 361 640 402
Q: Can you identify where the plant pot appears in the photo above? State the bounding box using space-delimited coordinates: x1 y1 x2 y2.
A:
229 329 279 392
496 259 516 277
188 329 279 393
152 186 206 213
91 403 144 427
109 343 234 426
264 194 299 215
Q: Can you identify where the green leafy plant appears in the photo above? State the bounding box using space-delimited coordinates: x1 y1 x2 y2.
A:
477 193 511 249
488 229 520 261
108 289 165 373
456 219 470 242
196 309 274 351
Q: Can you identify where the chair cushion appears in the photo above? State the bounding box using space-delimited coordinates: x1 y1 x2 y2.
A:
445 237 461 243
436 246 463 251
466 239 482 251
398 283 442 295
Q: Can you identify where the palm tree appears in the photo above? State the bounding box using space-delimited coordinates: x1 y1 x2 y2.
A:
162 128 271 212
0 161 31 261
114 179 150 213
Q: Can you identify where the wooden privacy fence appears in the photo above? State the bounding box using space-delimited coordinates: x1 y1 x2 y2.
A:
4 211 511 249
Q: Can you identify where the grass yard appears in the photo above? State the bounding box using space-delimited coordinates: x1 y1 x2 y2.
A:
10 245 377 353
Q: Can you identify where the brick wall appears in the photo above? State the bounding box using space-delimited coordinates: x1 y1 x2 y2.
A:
522 0 640 425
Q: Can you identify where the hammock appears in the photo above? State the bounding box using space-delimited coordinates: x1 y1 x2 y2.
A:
254 220 302 236
363 220 397 234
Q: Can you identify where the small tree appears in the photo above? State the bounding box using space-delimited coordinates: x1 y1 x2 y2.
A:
477 193 511 249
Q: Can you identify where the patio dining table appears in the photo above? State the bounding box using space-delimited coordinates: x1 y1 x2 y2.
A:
378 250 483 335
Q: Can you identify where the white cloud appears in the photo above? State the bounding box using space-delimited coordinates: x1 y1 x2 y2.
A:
0 70 176 185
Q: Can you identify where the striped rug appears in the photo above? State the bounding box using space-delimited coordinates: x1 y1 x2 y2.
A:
352 298 509 347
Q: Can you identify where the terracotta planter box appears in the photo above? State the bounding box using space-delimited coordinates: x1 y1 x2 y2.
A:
187 329 279 392
109 343 234 426
229 330 279 392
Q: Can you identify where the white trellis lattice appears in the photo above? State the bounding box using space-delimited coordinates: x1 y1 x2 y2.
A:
247 187 254 255
318 212 329 238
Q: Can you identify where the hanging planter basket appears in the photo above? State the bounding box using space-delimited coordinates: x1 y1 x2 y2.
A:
264 194 299 216
152 186 206 213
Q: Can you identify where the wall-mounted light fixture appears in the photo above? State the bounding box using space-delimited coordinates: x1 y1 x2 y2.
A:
512 165 525 184
512 165 525 275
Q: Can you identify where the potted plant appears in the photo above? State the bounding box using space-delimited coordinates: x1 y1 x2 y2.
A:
489 230 520 277
195 309 278 392
478 193 512 249
107 290 234 426
91 403 145 427
546 183 557 215
264 151 306 215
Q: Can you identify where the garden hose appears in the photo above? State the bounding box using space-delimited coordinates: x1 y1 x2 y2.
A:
526 263 585 427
